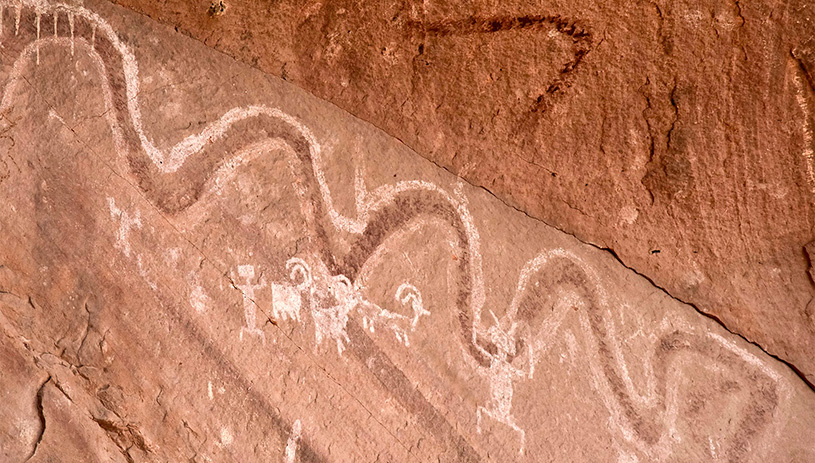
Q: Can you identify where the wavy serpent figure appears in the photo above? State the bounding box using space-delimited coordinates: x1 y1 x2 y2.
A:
0 1 492 460
0 0 493 357
479 248 789 460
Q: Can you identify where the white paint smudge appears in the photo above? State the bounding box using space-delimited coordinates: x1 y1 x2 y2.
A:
167 247 181 263
190 283 210 314
619 205 638 225
107 197 141 258
793 71 815 193
219 427 233 446
47 108 64 125
284 419 301 463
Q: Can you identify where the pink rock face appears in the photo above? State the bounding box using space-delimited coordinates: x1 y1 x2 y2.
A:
0 1 813 462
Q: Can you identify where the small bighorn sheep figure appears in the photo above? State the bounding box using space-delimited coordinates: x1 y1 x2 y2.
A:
284 257 430 353
359 283 429 347
284 257 352 353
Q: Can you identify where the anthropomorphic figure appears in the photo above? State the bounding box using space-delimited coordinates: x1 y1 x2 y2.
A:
475 311 534 454
236 264 267 343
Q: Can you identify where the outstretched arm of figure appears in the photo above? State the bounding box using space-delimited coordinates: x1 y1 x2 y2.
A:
472 310 503 361
471 332 495 361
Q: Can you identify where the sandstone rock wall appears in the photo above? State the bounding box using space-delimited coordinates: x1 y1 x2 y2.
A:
0 1 813 461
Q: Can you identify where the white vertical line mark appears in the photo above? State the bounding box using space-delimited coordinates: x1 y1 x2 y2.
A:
793 70 815 193
284 419 301 463
68 11 73 55
14 4 20 36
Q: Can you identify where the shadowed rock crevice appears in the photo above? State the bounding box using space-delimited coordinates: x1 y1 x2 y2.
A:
25 376 51 462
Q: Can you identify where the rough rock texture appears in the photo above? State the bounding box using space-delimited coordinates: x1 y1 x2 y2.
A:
105 0 815 382
1 0 815 461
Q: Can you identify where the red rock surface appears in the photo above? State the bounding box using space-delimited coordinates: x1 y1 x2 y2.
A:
1 0 814 461
106 0 815 382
